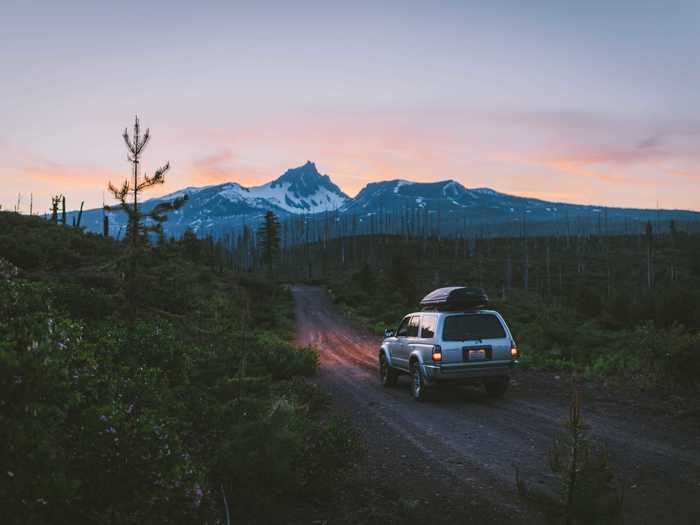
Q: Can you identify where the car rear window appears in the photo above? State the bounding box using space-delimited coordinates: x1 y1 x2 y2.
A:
442 314 506 341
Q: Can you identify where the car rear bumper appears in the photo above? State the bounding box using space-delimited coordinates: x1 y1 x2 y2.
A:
422 360 516 384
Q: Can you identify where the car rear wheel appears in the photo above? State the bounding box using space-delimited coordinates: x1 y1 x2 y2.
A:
410 362 428 401
379 353 398 387
484 378 509 398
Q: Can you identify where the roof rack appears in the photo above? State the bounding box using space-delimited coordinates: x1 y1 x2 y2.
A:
421 305 484 312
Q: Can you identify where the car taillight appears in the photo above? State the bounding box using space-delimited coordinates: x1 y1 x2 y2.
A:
510 343 518 358
432 345 442 362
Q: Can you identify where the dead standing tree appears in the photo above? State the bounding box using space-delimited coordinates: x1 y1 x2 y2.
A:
50 195 63 223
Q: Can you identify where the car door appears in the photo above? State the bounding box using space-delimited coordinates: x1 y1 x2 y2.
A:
391 316 411 370
400 315 421 366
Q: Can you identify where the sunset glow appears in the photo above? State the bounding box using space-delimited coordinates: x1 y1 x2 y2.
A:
2 1 699 212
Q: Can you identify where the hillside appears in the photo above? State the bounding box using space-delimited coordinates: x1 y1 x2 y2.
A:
0 212 360 524
3 211 699 524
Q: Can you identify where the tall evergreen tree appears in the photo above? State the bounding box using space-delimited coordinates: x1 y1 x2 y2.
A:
258 210 281 275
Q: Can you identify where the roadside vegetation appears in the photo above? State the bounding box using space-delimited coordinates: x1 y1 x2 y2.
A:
280 229 700 392
0 211 361 524
517 388 624 524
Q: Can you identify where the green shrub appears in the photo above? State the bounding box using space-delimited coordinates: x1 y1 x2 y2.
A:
0 281 198 524
631 323 700 389
0 214 359 524
255 331 318 379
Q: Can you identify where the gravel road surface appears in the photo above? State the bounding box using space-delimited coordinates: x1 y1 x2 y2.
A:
292 285 700 524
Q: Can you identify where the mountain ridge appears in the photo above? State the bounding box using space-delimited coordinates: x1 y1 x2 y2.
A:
66 161 700 238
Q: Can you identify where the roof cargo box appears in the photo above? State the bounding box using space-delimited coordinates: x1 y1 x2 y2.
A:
420 286 488 311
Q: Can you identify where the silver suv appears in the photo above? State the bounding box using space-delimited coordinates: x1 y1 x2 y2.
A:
379 290 518 401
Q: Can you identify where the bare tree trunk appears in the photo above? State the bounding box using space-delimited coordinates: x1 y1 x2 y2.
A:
76 201 84 228
546 240 551 298
645 221 653 289
523 243 529 291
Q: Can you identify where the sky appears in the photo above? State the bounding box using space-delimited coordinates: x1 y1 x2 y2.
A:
2 0 700 212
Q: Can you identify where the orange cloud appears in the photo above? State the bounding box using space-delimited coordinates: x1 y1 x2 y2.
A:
538 158 623 184
491 152 623 184
21 162 123 189
667 170 700 180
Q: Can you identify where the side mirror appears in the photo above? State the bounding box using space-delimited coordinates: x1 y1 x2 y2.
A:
384 328 395 338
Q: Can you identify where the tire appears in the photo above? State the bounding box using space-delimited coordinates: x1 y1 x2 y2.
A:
410 361 428 401
484 378 509 398
379 353 398 387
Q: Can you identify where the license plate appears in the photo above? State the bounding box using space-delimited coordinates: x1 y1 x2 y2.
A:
468 349 486 361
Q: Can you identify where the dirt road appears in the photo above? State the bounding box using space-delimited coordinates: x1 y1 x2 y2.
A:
292 285 700 524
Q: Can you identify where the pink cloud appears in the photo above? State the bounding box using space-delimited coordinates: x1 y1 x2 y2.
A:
188 149 270 187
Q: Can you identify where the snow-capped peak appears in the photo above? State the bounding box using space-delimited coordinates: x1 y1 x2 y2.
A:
254 161 349 212
269 161 347 199
163 161 349 216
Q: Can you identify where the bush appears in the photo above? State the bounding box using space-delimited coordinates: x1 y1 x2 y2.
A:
0 214 359 524
255 331 318 379
0 281 197 524
631 323 700 389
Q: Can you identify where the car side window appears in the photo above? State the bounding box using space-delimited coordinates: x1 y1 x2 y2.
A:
396 317 410 337
406 316 420 338
420 315 436 339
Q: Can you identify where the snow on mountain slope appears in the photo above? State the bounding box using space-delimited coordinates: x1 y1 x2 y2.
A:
241 179 347 213
343 179 488 212
162 162 348 215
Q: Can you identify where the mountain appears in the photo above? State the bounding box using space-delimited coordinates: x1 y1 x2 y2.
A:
266 161 348 212
71 161 349 237
343 179 510 213
68 163 700 239
341 178 700 233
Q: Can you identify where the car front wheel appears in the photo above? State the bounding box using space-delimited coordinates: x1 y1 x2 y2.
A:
379 353 398 387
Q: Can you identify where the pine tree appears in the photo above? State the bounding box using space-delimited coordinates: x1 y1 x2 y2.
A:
106 116 187 246
258 210 281 275
548 387 623 523
105 116 188 306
